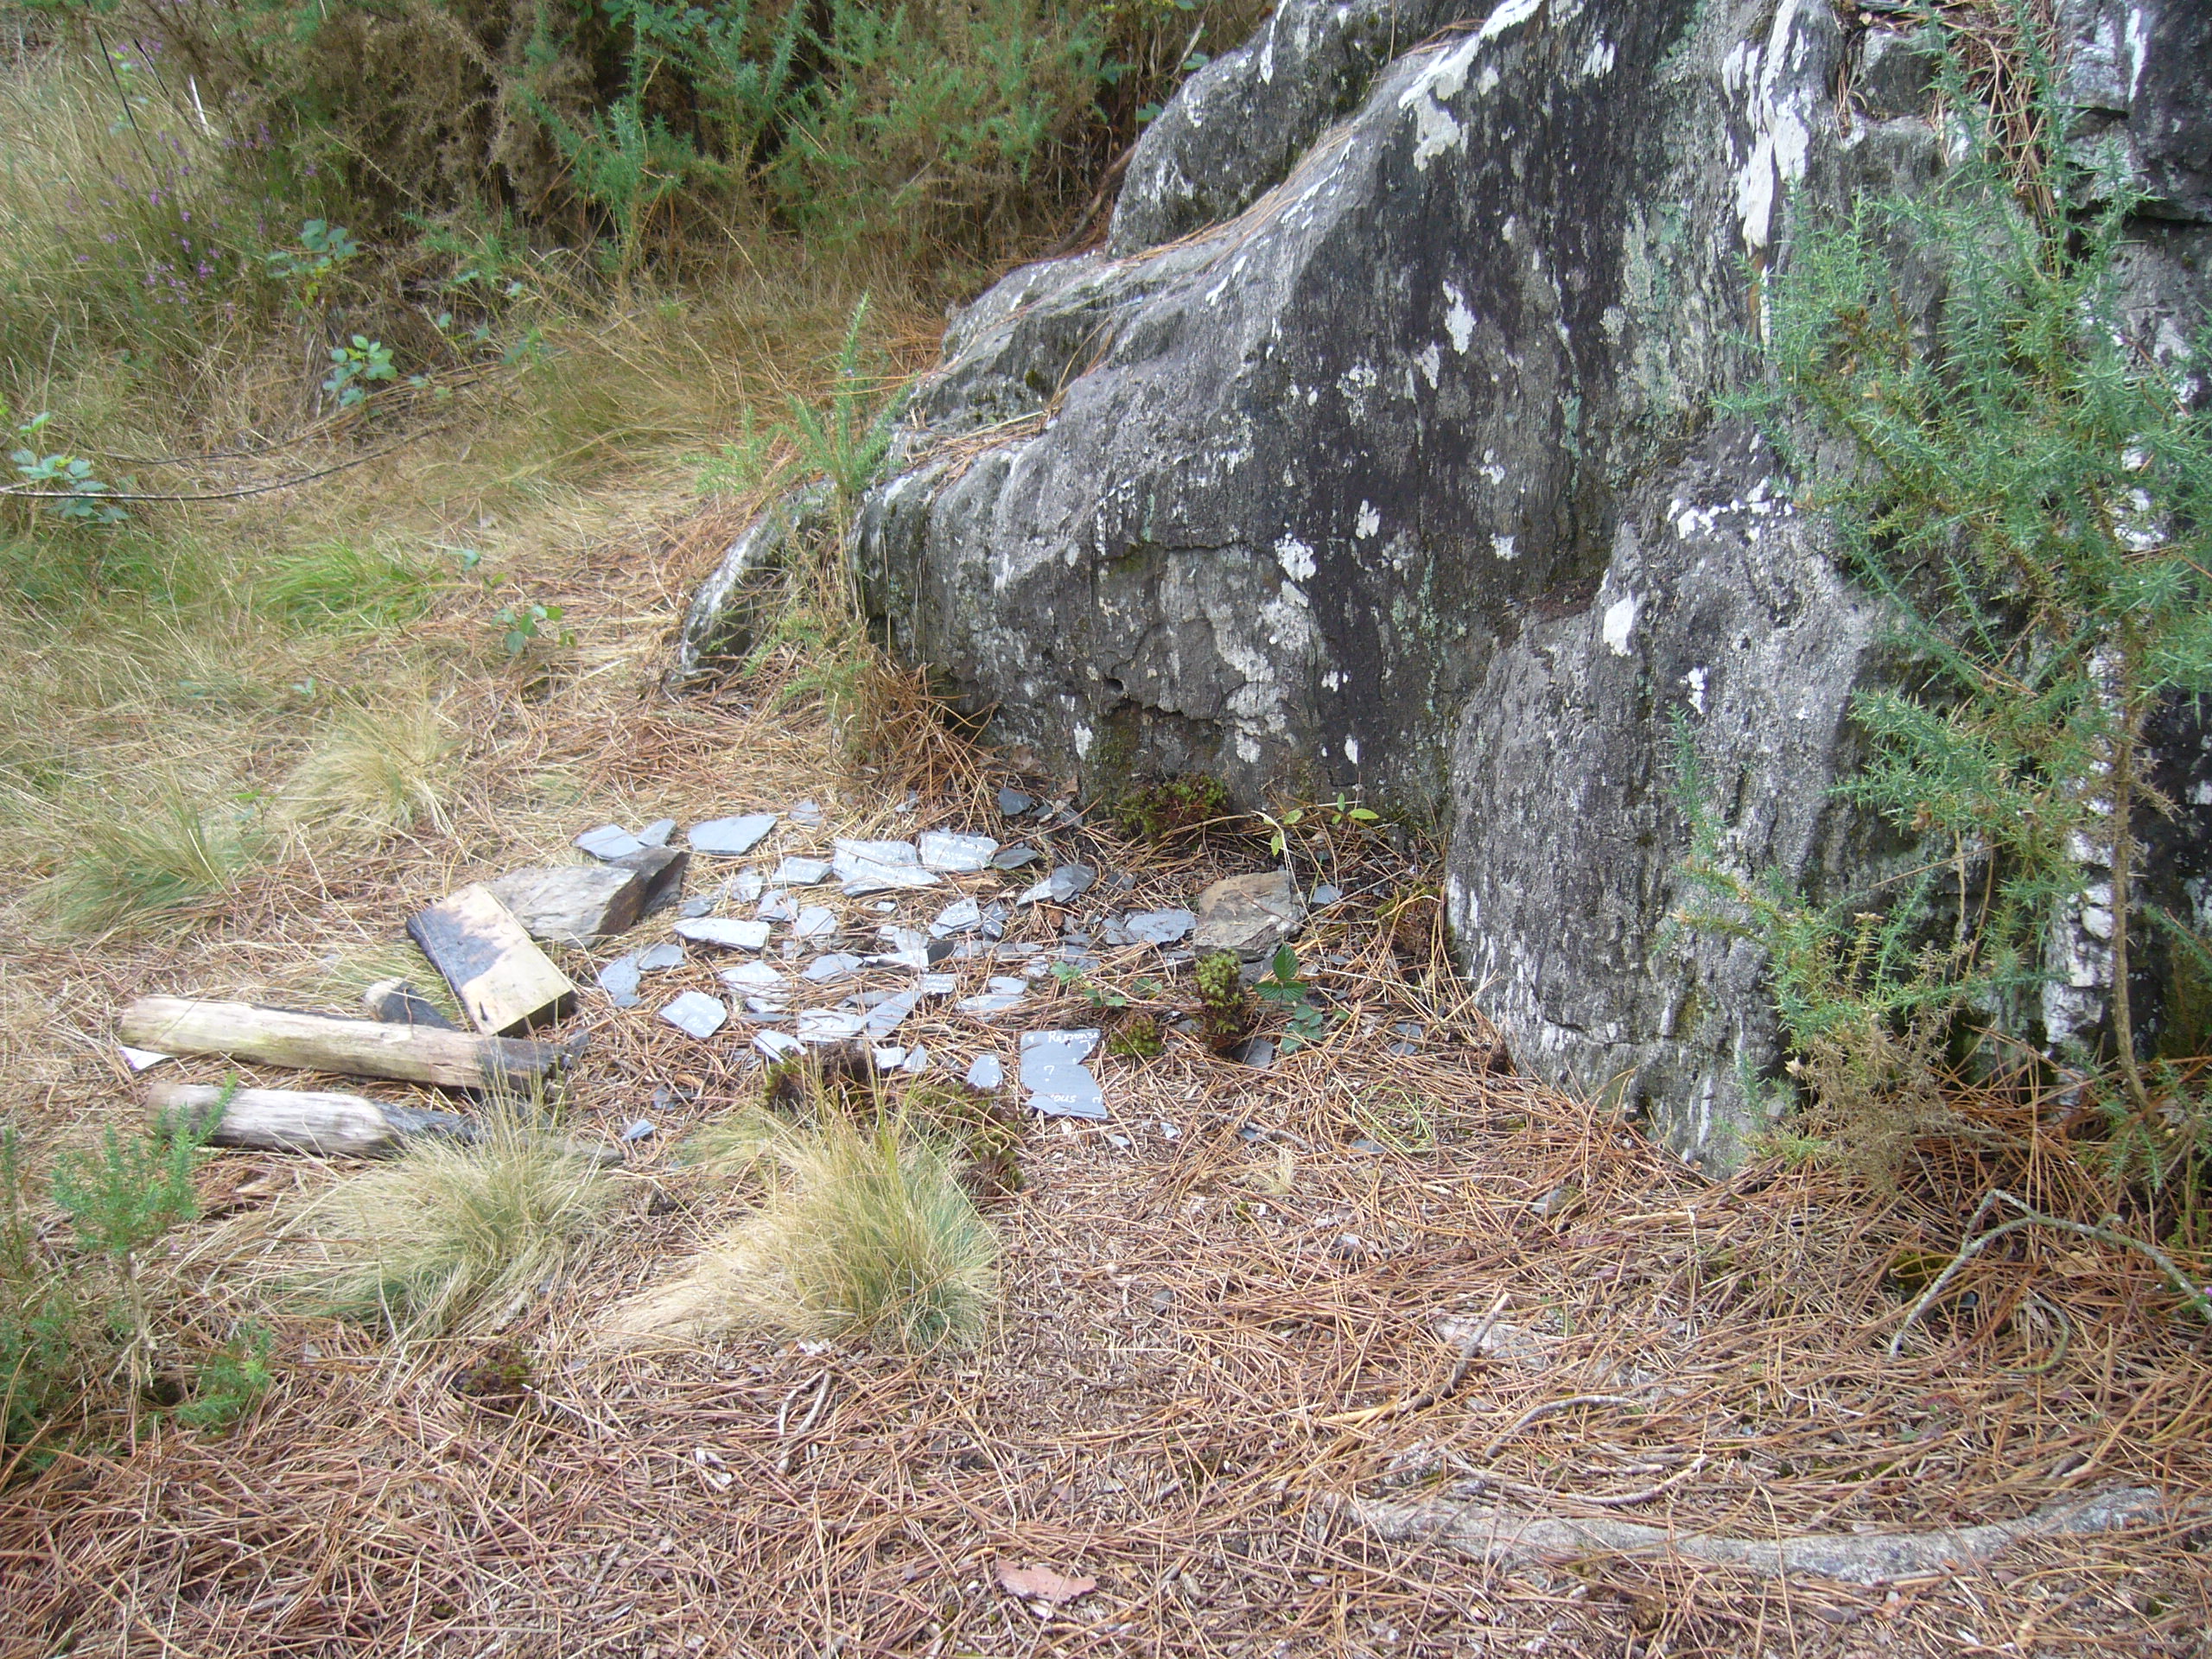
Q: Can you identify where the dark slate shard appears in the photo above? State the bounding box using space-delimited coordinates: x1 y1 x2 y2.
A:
1233 1037 1276 1071
996 787 1034 817
991 844 1041 870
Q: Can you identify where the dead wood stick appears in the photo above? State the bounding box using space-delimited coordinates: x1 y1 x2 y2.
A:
148 1082 620 1165
1341 1484 2175 1586
1319 1291 1511 1427
119 996 574 1090
1885 1189 2212 1358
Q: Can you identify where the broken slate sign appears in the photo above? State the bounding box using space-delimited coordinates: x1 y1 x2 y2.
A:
1020 1028 1106 1121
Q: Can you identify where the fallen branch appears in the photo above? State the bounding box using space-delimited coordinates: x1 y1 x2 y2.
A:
1886 1189 2212 1358
1339 1484 2174 1586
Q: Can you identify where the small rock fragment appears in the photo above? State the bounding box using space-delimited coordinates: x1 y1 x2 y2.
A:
931 897 983 936
637 942 686 972
755 1029 804 1061
1193 869 1306 960
679 889 721 918
575 823 646 860
966 1052 1005 1090
688 813 778 856
1233 1036 1277 1070
362 977 461 1030
675 918 772 950
620 1118 656 1142
957 976 1028 1015
1020 1028 1106 1120
787 799 825 828
996 787 1033 817
1050 862 1096 903
918 973 958 996
796 1008 868 1043
1124 907 1196 946
1311 883 1343 906
792 905 839 939
730 868 767 903
118 1044 174 1071
756 889 798 923
918 830 998 872
637 818 677 848
833 839 940 895
991 844 1040 870
803 953 865 982
486 863 652 944
596 955 643 1007
863 987 922 1040
773 855 833 887
659 992 728 1039
833 836 919 865
899 1046 930 1074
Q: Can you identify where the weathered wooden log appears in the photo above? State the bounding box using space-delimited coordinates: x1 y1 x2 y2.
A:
406 884 577 1034
148 1081 620 1165
118 997 573 1090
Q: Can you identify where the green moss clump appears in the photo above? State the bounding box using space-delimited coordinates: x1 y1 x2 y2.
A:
1109 772 1231 842
1106 1014 1165 1060
1194 950 1254 1052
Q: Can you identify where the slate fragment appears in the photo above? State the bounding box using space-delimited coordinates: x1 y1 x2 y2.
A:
689 813 778 855
1020 1028 1106 1120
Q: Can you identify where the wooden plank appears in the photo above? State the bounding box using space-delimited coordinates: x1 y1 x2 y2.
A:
118 997 571 1090
406 884 577 1035
147 1082 620 1164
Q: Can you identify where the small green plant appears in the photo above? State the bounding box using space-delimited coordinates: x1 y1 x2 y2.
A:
8 411 128 525
787 296 906 511
50 1103 218 1394
492 601 575 658
264 219 361 308
694 409 786 499
3 1127 86 1446
1255 944 1335 1051
1257 792 1380 859
1109 772 1230 841
171 1325 273 1433
322 336 397 408
1194 949 1254 1052
1350 1090 1438 1154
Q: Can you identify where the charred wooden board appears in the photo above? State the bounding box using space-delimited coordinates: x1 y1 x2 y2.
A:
407 884 577 1034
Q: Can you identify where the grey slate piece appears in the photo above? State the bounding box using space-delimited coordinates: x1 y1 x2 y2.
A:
575 823 647 860
675 917 772 950
773 855 833 886
918 830 999 872
596 954 643 1007
996 788 1033 817
1125 907 1197 946
991 845 1041 870
659 991 728 1039
966 1052 1005 1090
1020 1028 1107 1120
689 813 778 855
638 819 677 848
637 942 686 971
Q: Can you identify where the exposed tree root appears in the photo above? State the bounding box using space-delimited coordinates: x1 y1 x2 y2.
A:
1339 1484 2176 1586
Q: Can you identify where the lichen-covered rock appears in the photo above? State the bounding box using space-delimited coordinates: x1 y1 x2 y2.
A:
664 484 828 690
835 0 2212 1166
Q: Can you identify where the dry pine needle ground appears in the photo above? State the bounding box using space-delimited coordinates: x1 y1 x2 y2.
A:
0 493 2207 1656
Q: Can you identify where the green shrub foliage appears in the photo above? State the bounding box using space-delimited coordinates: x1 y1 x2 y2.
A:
22 0 1261 263
1687 25 2212 1205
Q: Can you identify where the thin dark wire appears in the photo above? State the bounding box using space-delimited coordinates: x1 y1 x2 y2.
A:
1 423 458 503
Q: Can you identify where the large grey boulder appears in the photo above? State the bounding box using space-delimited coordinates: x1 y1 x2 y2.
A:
836 0 2212 1166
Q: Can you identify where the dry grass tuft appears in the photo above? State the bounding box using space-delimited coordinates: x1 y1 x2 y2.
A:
47 783 269 937
620 1112 997 1352
291 1115 616 1340
277 690 461 840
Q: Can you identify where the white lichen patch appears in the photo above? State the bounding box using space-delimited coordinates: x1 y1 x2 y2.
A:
1491 533 1518 562
1355 501 1382 539
1445 283 1478 354
1415 342 1442 388
1602 593 1639 657
1274 534 1318 582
